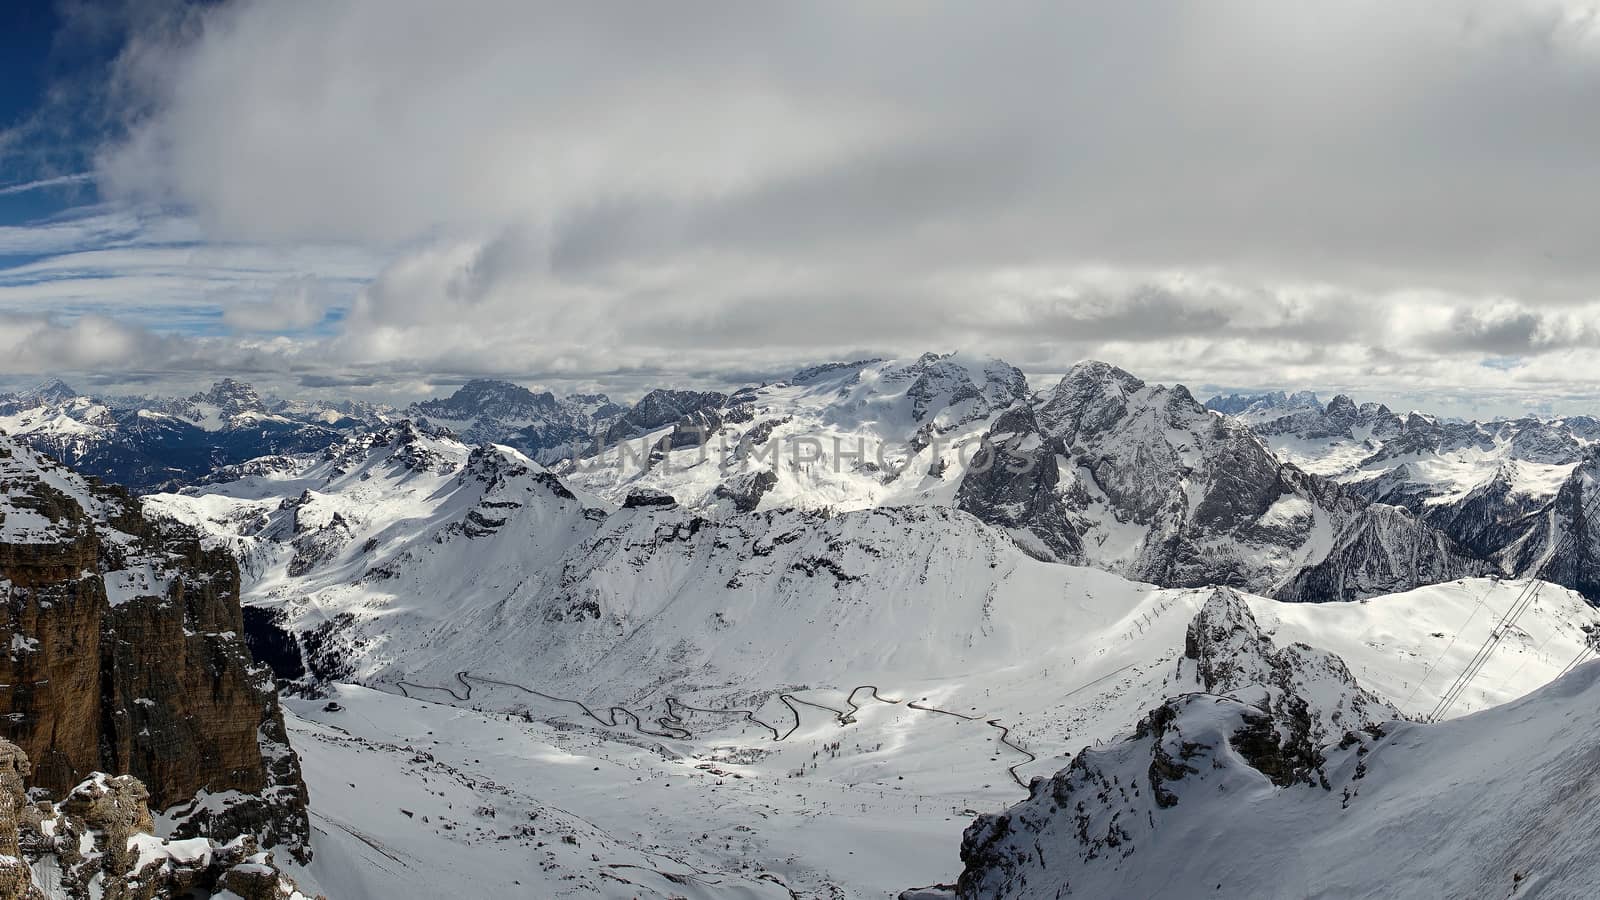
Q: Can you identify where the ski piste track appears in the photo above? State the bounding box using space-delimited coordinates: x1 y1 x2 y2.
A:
395 671 1040 788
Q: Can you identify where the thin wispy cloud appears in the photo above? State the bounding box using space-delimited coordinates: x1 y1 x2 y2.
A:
0 172 94 196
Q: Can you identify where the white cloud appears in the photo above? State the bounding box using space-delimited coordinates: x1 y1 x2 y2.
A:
2 0 1600 413
222 276 335 332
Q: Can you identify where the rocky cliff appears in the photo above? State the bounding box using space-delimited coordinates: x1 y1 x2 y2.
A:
958 361 1475 600
0 438 308 863
0 737 314 899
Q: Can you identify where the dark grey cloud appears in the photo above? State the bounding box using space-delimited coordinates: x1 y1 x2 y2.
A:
296 373 384 389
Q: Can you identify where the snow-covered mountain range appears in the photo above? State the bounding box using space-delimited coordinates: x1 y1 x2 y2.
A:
8 357 1595 605
563 354 1486 601
0 378 356 491
136 391 1600 896
1206 389 1600 601
1204 388 1323 423
9 354 1600 896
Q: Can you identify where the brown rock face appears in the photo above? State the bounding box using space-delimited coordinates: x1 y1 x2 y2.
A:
0 441 310 863
0 741 30 899
0 738 320 900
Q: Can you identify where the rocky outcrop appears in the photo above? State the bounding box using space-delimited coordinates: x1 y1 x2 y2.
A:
712 470 778 513
1182 588 1398 747
1275 503 1491 603
601 389 729 445
1493 454 1600 600
0 738 316 899
955 405 1083 563
923 595 1399 899
0 440 309 863
621 488 678 510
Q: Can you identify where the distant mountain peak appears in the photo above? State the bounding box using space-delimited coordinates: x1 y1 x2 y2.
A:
193 378 267 416
1065 358 1144 389
430 378 549 409
22 377 79 403
0 377 89 418
1205 389 1323 419
408 379 622 464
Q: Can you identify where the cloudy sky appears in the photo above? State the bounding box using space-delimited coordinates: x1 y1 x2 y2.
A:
6 0 1600 414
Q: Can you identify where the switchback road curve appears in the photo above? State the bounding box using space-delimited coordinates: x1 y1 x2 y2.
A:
396 671 1037 788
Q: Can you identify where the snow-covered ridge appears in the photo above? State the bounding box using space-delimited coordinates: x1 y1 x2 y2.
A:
145 420 1596 728
929 652 1600 899
562 351 1030 514
554 354 1480 600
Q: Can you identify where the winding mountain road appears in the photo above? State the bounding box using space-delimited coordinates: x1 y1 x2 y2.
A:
396 671 1038 788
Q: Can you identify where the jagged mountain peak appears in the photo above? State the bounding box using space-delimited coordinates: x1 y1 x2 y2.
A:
21 376 80 403
408 379 622 464
945 594 1401 899
886 351 1028 423
1033 360 1149 438
1062 358 1146 394
1034 360 1243 448
0 377 95 417
1325 393 1358 415
1204 389 1323 420
193 377 267 415
1184 587 1399 741
601 387 730 445
939 649 1600 899
416 378 558 419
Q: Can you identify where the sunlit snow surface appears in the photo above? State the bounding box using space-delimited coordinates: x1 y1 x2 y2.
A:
275 575 1598 899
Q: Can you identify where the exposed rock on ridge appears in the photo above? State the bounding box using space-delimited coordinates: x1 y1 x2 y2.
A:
915 592 1397 899
0 439 309 863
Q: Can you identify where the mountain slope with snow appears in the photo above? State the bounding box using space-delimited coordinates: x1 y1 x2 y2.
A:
977 362 1483 600
147 420 1596 721
934 653 1600 899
